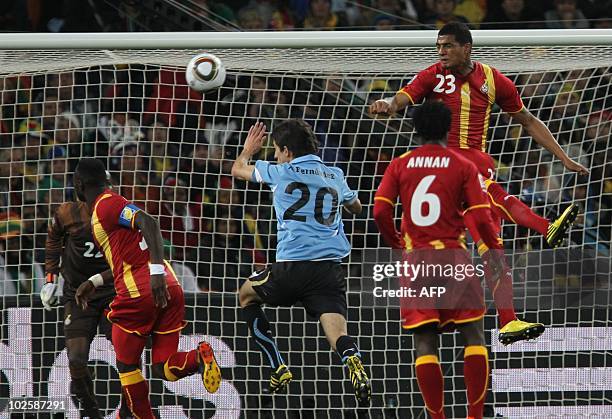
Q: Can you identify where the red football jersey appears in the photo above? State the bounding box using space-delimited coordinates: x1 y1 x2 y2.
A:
399 61 524 151
92 190 179 298
374 144 490 249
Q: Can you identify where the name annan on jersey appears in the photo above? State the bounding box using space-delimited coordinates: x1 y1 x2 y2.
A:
288 166 336 179
407 156 450 168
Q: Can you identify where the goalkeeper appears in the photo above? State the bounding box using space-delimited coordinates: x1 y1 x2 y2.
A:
369 22 587 344
42 196 122 418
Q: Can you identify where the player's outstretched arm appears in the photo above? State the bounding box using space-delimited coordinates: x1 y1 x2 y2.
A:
231 122 267 181
510 108 589 175
369 93 412 117
133 211 170 308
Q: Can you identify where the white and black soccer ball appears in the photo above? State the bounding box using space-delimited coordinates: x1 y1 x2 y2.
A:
185 53 226 92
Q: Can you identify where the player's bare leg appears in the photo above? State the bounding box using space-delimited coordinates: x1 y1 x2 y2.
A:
66 337 103 419
457 319 488 419
413 325 445 419
486 181 578 247
239 280 292 393
320 313 371 407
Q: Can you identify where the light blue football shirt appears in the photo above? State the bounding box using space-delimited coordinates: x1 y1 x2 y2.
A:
251 154 358 261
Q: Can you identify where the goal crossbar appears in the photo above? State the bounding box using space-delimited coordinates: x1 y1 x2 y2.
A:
0 29 611 50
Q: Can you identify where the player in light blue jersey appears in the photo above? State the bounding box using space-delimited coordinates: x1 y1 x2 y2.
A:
231 120 371 406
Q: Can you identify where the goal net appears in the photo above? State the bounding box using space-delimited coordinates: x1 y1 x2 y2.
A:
0 31 610 418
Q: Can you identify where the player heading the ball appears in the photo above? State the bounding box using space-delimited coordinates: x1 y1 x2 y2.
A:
370 22 585 344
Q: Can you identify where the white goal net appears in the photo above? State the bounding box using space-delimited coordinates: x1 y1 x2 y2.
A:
0 30 610 418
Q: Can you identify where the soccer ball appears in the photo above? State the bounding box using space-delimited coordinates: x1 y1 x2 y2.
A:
185 53 226 92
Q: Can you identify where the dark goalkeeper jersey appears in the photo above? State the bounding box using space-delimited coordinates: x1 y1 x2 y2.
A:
45 201 114 301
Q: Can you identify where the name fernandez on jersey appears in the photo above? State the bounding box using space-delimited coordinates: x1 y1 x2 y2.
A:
406 156 450 168
287 165 336 179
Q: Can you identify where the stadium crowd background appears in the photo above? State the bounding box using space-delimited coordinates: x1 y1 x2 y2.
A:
0 0 610 294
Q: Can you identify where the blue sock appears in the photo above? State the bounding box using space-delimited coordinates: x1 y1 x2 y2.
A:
243 304 285 370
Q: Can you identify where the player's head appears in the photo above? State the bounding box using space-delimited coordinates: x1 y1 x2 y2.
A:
74 158 108 202
413 101 452 144
436 22 472 69
271 119 319 163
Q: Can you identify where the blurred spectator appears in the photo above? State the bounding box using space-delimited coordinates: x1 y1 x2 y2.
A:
54 112 82 145
270 0 297 29
148 176 203 264
0 2 26 31
38 145 72 212
545 0 589 29
190 0 237 28
302 0 348 30
3 199 45 294
237 6 267 30
424 0 470 29
453 0 486 27
360 0 417 27
514 72 556 110
249 0 278 25
586 110 612 143
481 0 543 29
46 72 99 141
146 121 179 173
547 82 586 140
372 14 398 29
97 99 144 147
179 140 222 204
111 142 160 208
40 91 60 134
143 68 204 129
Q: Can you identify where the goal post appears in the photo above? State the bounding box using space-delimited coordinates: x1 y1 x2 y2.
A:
0 30 610 418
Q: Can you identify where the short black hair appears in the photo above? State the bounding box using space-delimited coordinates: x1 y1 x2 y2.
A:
413 101 452 143
75 158 107 187
438 22 472 45
272 119 319 157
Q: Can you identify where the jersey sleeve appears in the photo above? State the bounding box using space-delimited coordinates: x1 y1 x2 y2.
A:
45 206 64 275
462 161 489 211
373 159 403 249
252 160 282 186
336 170 357 204
494 68 524 114
375 158 400 205
398 67 436 105
96 194 129 231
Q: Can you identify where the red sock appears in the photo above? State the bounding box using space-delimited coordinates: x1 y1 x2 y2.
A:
119 370 154 419
487 182 549 235
464 212 516 328
481 248 517 328
163 350 199 381
415 355 445 419
464 346 489 419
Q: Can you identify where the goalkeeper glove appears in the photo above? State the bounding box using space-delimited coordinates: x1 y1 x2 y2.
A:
40 273 60 311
